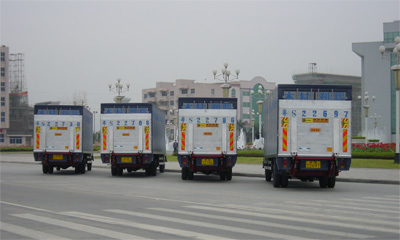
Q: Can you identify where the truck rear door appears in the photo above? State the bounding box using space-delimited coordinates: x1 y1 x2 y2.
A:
278 100 351 158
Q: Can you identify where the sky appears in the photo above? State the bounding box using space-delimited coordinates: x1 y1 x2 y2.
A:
1 0 400 115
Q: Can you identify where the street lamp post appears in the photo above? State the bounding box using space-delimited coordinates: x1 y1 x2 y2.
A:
358 92 375 144
108 78 130 103
251 109 255 144
212 63 240 98
379 36 400 163
257 86 263 139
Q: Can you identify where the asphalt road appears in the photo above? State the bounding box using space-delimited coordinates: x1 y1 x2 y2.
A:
1 161 399 240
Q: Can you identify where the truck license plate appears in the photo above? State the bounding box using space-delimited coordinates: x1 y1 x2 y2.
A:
201 158 214 165
305 161 321 169
53 154 63 160
121 157 132 163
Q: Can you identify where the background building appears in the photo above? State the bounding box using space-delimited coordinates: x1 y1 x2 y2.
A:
142 77 276 142
0 46 33 147
292 65 362 137
353 20 400 143
0 45 10 145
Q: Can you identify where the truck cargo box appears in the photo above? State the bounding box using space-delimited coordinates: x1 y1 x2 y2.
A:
263 84 352 188
100 103 166 176
177 97 237 181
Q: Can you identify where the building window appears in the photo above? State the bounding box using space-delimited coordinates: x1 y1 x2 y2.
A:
1 97 5 106
190 89 195 94
161 91 168 96
144 94 147 99
181 89 188 94
170 101 174 106
243 102 250 107
10 137 22 144
231 89 236 97
149 92 156 98
1 112 5 122
170 91 174 96
1 82 5 91
1 52 4 62
1 68 5 77
0 133 4 143
243 114 250 119
243 91 250 96
211 89 215 95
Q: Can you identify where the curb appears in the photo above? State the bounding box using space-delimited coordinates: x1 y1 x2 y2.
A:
1 160 399 185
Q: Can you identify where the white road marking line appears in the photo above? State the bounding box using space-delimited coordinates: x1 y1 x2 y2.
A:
11 213 149 240
186 205 400 234
148 207 374 239
285 200 395 214
0 221 69 240
221 203 399 225
62 211 231 240
105 209 309 240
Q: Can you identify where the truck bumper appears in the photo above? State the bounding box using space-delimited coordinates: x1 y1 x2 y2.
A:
178 154 237 171
103 153 155 168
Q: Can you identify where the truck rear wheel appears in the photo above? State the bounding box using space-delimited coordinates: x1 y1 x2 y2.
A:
117 166 123 176
159 165 165 173
273 173 281 188
181 167 188 180
328 176 336 188
226 168 232 181
319 176 328 188
220 172 226 181
87 163 92 171
265 169 272 182
188 169 194 180
42 164 48 174
150 162 157 176
281 175 289 188
48 166 53 174
111 166 117 176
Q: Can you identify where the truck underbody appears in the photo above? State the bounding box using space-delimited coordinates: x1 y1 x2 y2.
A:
101 153 166 176
179 154 236 181
34 152 93 174
264 155 351 188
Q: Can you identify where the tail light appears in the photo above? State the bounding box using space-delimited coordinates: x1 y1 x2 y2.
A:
283 158 288 168
227 157 232 166
340 160 345 169
144 155 149 163
105 156 109 163
183 156 187 165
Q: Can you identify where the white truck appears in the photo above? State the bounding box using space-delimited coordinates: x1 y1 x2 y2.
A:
33 105 93 174
263 84 352 188
178 97 237 181
100 103 166 176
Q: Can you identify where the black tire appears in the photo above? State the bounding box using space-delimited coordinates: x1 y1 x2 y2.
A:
56 167 61 171
281 175 289 188
111 166 117 176
80 162 86 174
226 168 232 181
319 176 328 188
273 173 281 188
220 172 226 181
117 166 123 176
75 166 80 174
265 169 272 182
188 169 194 180
159 164 165 173
181 167 188 180
48 166 53 174
42 164 48 174
150 162 157 176
328 176 336 188
87 163 92 171
145 167 151 176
